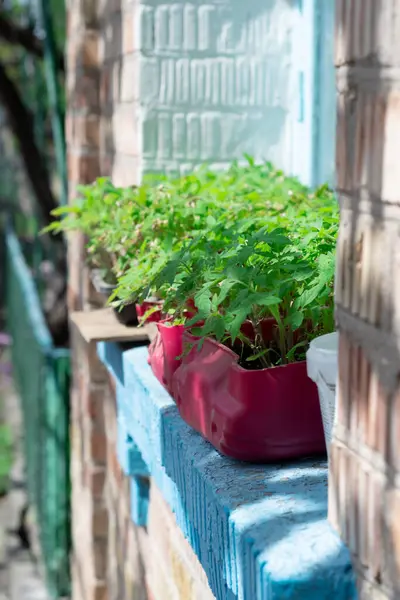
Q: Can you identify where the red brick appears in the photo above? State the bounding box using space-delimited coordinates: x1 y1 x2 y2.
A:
90 429 107 465
68 30 99 70
107 444 123 487
81 32 99 68
67 115 100 149
80 341 108 384
93 503 108 538
86 464 106 498
386 488 400 586
337 332 350 428
99 153 113 178
93 539 108 578
68 71 100 114
100 117 114 155
100 65 112 107
68 152 100 186
84 384 106 429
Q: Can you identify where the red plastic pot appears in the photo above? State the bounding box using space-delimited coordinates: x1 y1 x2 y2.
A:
148 321 185 392
135 301 163 323
171 335 326 462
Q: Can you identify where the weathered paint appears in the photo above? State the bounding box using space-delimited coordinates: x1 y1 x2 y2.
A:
138 0 336 187
313 0 336 187
98 342 150 526
98 342 357 600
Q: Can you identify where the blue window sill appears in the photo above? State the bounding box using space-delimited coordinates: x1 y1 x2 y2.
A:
98 341 356 600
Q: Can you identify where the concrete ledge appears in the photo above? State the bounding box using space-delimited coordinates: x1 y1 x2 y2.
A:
98 341 357 600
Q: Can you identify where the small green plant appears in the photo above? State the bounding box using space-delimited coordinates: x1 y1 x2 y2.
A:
45 157 338 365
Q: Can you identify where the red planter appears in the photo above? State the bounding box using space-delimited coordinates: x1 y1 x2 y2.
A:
148 321 185 392
171 335 326 462
136 301 163 323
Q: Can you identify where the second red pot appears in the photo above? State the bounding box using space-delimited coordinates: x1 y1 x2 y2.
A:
148 321 184 392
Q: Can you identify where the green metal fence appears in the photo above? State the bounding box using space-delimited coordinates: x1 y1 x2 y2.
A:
5 227 70 598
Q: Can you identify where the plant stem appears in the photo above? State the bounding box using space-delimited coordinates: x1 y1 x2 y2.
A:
250 312 271 369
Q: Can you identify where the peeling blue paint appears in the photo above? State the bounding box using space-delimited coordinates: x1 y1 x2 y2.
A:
98 342 357 600
130 476 150 527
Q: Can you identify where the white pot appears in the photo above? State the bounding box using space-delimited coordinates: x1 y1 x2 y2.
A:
306 332 338 455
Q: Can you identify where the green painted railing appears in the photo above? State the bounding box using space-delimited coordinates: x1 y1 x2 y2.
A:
5 227 70 598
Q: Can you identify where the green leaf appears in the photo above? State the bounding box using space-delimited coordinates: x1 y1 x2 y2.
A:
217 279 240 304
286 340 308 363
285 311 304 330
50 205 80 216
246 348 270 362
199 315 226 341
248 294 282 307
294 284 324 309
226 308 249 341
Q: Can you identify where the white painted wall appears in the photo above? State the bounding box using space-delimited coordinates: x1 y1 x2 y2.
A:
137 0 336 187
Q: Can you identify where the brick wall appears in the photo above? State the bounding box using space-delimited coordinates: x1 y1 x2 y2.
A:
69 324 215 600
98 0 141 186
329 1 400 599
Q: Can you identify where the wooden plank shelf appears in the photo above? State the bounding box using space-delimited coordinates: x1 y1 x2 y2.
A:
70 308 158 344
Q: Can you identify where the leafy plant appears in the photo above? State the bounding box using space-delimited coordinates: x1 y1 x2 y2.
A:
151 197 337 366
45 157 338 365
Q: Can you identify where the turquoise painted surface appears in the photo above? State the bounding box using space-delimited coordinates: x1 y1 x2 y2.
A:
98 342 357 600
292 0 336 188
313 0 336 187
101 340 150 527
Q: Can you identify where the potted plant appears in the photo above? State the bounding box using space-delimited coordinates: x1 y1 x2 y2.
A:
43 157 338 462
143 182 338 461
44 179 163 325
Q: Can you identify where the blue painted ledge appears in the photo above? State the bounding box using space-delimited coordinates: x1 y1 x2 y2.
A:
98 341 356 600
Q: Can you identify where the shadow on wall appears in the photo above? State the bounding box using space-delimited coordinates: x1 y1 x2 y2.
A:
333 0 400 596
